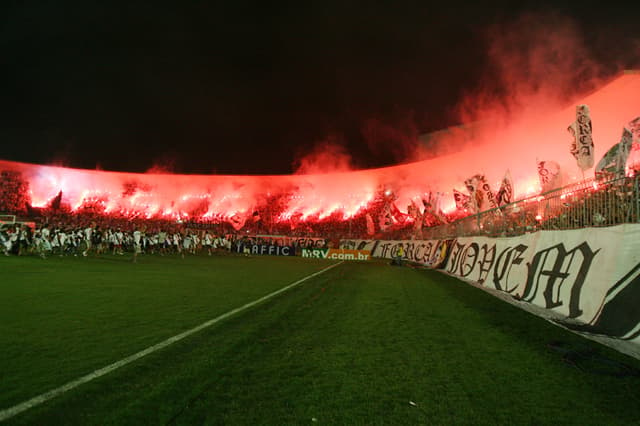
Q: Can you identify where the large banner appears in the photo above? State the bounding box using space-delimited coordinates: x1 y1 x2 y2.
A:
443 225 640 343
341 225 640 345
568 104 595 171
235 244 296 256
340 238 453 268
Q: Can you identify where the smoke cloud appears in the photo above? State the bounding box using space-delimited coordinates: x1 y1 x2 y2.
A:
360 112 421 166
412 12 617 169
293 135 354 175
4 12 638 224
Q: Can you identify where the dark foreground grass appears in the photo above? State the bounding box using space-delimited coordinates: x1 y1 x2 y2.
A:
0 253 332 411
2 255 640 425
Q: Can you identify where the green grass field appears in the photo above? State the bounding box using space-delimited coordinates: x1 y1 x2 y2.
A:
1 253 639 425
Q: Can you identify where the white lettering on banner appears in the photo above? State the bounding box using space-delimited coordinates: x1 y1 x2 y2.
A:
243 244 295 257
302 248 328 258
445 226 640 344
302 248 370 261
342 225 640 347
445 236 600 319
327 252 369 260
365 239 452 268
568 104 595 171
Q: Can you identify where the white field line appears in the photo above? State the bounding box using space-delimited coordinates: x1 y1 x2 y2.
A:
0 261 343 422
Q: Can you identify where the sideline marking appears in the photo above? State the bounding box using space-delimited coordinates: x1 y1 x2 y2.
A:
0 261 343 422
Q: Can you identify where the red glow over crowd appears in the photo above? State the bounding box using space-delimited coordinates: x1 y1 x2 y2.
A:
1 73 639 236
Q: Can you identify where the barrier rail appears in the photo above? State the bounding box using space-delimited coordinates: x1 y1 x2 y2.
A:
0 214 16 224
421 174 640 239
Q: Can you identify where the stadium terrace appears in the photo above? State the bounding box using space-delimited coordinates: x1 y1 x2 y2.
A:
1 72 639 240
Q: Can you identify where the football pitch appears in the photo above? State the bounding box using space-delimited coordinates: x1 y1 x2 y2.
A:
1 253 639 425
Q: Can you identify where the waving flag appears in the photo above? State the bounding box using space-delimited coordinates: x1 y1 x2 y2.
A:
453 189 471 211
365 213 375 235
464 174 480 195
595 127 633 178
464 174 482 213
477 175 498 210
407 200 423 231
496 170 514 206
390 202 407 224
432 192 449 224
537 160 562 193
407 199 420 219
625 117 640 169
629 116 640 143
421 192 434 213
568 104 595 171
229 212 247 230
464 174 496 212
378 203 394 231
420 192 444 225
289 212 302 230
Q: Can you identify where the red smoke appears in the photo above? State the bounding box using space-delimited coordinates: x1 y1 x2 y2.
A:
3 15 638 225
293 137 353 175
2 71 638 224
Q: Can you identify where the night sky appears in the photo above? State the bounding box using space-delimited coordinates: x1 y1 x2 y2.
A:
1 1 638 175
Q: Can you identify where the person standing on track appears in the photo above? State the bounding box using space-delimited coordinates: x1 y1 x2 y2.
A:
393 245 405 266
83 222 95 257
39 223 52 258
132 226 143 263
203 230 213 256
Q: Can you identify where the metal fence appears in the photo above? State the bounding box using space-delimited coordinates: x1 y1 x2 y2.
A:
421 174 640 240
0 214 16 224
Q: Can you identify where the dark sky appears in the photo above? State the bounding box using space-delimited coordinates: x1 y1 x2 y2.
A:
1 1 638 174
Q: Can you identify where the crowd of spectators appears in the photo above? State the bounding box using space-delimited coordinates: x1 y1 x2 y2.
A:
0 219 233 259
0 170 31 214
423 174 640 239
0 209 337 259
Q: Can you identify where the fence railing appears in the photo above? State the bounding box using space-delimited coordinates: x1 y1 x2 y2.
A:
0 214 16 225
421 174 640 240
